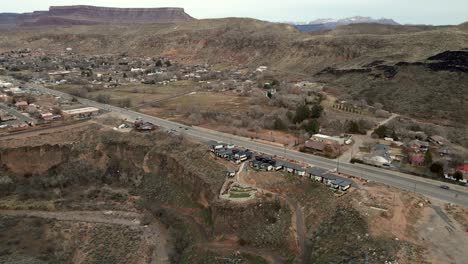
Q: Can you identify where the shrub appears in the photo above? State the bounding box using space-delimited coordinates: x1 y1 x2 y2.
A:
96 94 111 104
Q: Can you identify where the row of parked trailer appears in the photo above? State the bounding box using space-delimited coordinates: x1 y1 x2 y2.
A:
206 141 352 191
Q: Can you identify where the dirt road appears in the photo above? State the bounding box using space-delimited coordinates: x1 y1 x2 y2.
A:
416 203 468 264
285 198 307 263
0 209 141 226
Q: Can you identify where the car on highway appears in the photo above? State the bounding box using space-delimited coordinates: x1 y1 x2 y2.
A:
439 185 450 190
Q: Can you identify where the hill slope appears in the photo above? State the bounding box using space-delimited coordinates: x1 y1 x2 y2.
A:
0 18 466 124
0 19 466 71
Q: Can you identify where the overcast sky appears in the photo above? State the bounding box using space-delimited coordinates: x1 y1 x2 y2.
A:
2 0 467 25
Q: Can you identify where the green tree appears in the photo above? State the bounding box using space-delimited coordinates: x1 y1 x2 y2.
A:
286 111 294 122
391 130 399 141
96 94 111 104
347 121 361 134
273 117 286 130
117 98 132 108
430 162 444 177
310 104 324 118
155 60 163 67
424 150 433 166
373 125 388 138
293 104 311 124
303 120 320 134
453 171 463 181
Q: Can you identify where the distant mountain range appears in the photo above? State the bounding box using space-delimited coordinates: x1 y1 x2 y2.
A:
293 16 400 32
0 5 194 28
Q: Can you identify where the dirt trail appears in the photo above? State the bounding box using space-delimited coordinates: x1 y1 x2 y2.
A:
143 222 170 264
0 209 141 226
284 197 307 263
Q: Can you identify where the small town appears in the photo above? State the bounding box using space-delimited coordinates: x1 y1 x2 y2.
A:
0 3 467 263
1 48 466 186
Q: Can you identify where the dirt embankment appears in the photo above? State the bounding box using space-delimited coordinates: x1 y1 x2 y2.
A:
0 130 225 205
211 198 293 250
0 144 72 175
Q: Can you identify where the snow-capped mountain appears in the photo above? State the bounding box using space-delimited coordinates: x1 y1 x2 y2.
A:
294 16 399 32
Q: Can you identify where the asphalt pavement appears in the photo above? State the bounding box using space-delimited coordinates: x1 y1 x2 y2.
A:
30 85 468 207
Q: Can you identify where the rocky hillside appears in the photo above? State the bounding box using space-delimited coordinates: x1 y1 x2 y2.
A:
0 5 194 27
316 50 468 127
1 19 466 71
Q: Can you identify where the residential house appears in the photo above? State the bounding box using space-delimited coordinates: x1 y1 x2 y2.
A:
15 101 28 109
408 140 429 153
304 140 326 152
305 134 343 157
249 160 273 171
322 173 339 186
457 166 468 180
305 167 328 182
40 112 54 121
331 179 352 191
282 162 306 176
254 155 283 170
428 135 447 146
214 149 234 159
0 110 16 121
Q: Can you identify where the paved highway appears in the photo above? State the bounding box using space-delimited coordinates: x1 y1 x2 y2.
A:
31 85 468 207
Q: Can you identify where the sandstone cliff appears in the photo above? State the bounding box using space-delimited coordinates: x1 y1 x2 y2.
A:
0 5 195 27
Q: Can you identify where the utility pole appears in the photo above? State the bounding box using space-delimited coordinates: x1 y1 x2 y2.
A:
337 145 341 173
337 157 340 174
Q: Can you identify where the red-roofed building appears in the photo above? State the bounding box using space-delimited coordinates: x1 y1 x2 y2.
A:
15 101 28 109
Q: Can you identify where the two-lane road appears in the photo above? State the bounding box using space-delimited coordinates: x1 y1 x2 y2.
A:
31 85 468 207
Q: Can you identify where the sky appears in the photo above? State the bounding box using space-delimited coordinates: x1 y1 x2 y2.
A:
2 0 467 25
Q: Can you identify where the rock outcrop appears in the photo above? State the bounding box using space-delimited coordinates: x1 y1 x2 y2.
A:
0 5 195 27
